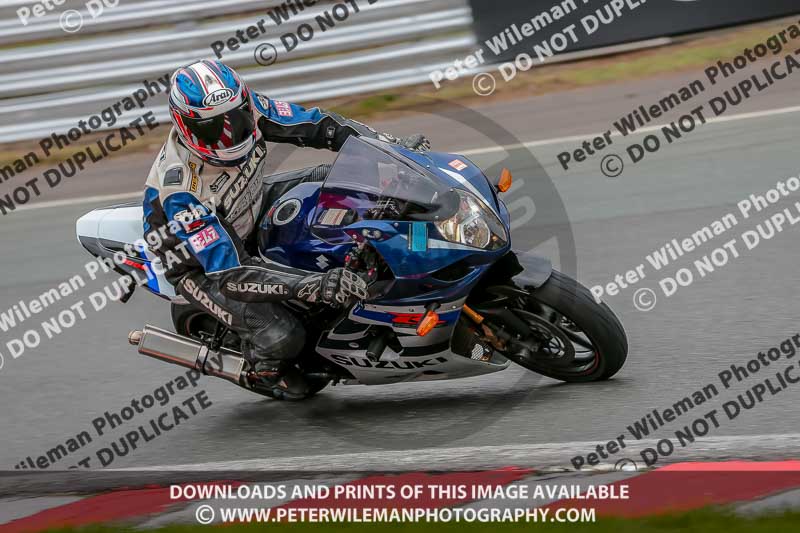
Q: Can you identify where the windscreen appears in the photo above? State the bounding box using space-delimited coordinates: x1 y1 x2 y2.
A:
312 138 457 237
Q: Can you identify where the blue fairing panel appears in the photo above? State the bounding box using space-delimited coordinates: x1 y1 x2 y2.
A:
259 183 352 272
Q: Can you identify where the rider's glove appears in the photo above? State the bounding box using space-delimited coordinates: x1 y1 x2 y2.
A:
295 268 369 305
396 134 431 152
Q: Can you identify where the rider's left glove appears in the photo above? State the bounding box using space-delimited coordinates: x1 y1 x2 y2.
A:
396 134 431 152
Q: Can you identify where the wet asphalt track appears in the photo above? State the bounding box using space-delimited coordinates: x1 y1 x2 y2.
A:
2 64 800 472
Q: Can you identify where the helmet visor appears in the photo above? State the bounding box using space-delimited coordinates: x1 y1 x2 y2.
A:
183 96 255 150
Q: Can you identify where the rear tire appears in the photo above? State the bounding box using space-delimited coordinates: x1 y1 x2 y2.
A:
170 303 330 400
171 303 241 350
511 270 628 382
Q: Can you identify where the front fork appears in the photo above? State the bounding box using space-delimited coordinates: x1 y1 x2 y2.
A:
458 251 558 361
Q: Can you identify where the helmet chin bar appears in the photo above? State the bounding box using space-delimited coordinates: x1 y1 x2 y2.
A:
186 134 256 168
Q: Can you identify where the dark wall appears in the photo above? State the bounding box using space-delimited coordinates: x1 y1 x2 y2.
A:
468 0 800 63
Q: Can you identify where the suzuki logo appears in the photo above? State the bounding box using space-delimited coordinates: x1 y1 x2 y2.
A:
316 255 330 270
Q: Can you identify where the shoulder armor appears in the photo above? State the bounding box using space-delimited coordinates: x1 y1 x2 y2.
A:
164 167 183 186
253 92 271 117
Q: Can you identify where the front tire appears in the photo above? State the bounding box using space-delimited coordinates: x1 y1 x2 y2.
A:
507 271 628 382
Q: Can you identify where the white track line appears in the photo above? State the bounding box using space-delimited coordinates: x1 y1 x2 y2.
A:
15 103 800 213
14 191 142 212
460 104 800 156
119 433 800 472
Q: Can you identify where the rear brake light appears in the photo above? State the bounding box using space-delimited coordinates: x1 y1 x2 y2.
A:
123 259 147 271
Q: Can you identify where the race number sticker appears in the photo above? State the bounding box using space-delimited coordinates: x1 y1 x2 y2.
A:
173 205 208 233
448 159 468 171
188 226 220 252
274 101 293 117
319 208 348 226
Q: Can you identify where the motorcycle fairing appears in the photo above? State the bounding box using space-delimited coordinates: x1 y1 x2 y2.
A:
75 137 545 386
262 138 512 305
316 298 510 385
350 301 463 329
76 202 180 300
258 182 351 273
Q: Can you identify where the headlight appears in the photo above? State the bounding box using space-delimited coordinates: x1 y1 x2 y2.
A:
435 190 507 249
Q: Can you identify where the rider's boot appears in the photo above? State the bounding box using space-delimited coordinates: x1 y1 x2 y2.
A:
244 341 310 400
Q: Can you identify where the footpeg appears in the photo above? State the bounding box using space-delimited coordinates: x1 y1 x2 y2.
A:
366 330 401 362
366 332 389 362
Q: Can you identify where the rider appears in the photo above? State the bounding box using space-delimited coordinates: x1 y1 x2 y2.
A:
143 59 430 396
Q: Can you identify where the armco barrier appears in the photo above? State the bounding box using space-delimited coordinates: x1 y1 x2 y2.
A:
0 0 474 144
3 0 798 145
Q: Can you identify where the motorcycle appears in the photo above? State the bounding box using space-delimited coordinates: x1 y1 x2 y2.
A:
76 137 628 400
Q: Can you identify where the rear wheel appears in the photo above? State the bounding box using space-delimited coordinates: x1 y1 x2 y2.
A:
481 271 627 382
171 303 241 350
170 303 330 400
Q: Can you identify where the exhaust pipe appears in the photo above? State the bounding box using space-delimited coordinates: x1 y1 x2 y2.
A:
129 325 250 387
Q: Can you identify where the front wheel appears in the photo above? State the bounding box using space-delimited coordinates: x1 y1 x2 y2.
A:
488 271 628 382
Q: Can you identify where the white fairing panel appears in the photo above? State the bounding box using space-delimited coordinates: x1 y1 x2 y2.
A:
76 205 178 299
317 300 511 385
77 205 144 244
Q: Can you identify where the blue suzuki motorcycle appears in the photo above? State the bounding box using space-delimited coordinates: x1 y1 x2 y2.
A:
77 137 627 400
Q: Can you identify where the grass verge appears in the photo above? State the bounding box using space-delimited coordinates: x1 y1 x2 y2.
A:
326 17 799 118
